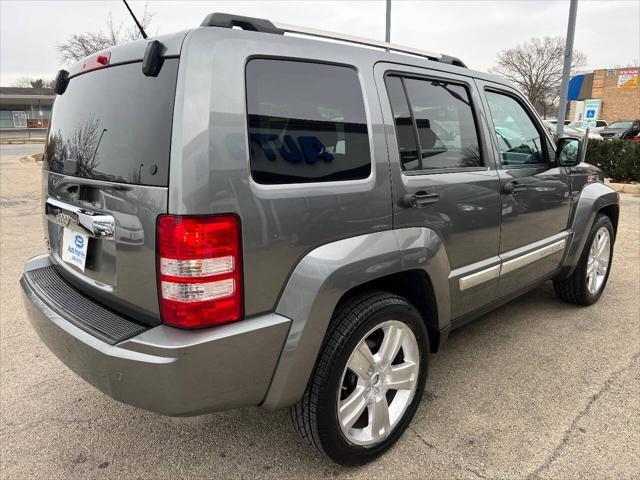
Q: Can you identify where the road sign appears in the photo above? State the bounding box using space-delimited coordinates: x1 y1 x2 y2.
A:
583 98 601 122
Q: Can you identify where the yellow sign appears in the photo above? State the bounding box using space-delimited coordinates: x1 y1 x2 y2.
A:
617 69 638 89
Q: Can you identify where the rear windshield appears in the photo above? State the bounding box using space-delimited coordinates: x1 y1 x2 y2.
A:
44 59 178 186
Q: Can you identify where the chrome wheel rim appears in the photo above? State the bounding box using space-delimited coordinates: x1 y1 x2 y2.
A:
337 320 420 446
587 226 611 295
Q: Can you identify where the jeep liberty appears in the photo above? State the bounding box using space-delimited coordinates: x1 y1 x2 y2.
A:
21 13 619 465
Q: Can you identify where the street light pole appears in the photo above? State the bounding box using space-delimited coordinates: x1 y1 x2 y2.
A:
556 0 578 138
385 0 391 43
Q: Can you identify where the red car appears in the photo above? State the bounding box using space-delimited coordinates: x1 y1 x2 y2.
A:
633 132 640 142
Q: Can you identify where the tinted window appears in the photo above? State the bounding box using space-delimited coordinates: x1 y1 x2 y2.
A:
485 91 545 166
387 76 481 171
246 60 370 184
607 121 633 129
44 59 178 186
385 76 420 171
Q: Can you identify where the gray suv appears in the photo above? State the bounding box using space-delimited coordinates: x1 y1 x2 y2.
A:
21 13 619 465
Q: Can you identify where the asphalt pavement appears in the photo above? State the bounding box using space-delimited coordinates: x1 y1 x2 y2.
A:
1 154 638 479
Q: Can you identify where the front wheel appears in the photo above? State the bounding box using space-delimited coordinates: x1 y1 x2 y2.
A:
554 214 614 305
290 291 429 465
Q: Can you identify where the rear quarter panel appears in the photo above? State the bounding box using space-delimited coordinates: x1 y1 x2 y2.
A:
169 28 393 317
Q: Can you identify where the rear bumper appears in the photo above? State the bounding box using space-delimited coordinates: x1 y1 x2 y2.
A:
21 254 291 416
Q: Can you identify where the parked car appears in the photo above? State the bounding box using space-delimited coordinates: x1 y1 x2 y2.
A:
542 120 589 139
634 132 640 142
542 121 602 142
546 119 571 126
568 119 608 137
599 120 640 140
21 13 620 466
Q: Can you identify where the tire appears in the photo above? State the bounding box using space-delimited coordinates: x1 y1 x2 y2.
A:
290 291 429 466
554 214 614 305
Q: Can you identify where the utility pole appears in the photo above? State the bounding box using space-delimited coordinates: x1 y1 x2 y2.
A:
556 0 578 138
385 0 391 43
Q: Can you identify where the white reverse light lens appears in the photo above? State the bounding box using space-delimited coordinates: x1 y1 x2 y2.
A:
161 279 235 303
160 256 234 277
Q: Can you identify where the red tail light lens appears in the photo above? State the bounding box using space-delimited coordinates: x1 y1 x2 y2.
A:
157 215 243 328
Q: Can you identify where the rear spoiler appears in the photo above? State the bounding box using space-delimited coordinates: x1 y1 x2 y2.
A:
54 30 189 94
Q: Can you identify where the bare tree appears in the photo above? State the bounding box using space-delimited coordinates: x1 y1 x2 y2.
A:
490 36 587 118
56 4 153 64
13 77 55 89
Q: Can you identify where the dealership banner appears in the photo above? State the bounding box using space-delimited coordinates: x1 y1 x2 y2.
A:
617 69 638 89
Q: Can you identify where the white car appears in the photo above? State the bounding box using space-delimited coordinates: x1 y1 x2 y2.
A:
568 120 608 139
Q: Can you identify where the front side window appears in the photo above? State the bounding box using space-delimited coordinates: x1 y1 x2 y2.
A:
246 59 370 184
485 91 546 166
386 75 482 172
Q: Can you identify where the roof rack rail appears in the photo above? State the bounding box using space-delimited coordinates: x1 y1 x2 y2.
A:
201 13 284 35
200 13 467 68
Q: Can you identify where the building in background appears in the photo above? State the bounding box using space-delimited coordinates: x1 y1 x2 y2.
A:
0 87 55 131
567 67 639 124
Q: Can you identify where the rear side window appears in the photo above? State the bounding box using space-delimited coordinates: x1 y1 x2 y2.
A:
385 76 420 171
386 75 482 172
246 59 370 184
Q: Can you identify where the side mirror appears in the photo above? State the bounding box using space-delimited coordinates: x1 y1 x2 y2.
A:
556 137 585 167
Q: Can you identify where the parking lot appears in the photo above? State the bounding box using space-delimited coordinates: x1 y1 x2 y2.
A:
1 148 638 479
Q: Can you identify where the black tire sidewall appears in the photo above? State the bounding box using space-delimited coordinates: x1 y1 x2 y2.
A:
316 298 429 466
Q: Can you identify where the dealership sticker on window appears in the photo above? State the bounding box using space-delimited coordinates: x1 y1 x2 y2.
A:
61 228 89 271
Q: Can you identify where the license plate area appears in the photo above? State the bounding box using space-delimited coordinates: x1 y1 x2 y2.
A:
49 222 117 289
61 228 89 271
45 197 117 286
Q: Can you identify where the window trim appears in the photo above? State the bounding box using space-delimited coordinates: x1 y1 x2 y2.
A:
483 87 552 169
244 56 374 186
384 70 487 176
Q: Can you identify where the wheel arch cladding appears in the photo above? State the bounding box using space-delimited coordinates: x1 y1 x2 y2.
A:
262 228 451 409
598 203 619 237
336 269 441 353
562 182 619 274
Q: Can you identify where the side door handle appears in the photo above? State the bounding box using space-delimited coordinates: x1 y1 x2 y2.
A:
502 181 527 195
402 191 440 208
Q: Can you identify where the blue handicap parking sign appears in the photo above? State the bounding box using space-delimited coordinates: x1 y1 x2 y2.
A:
585 109 595 118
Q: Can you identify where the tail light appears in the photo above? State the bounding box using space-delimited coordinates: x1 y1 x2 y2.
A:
81 52 111 73
157 215 243 328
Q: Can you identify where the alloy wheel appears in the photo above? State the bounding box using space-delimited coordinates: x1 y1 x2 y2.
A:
586 226 611 295
337 320 420 446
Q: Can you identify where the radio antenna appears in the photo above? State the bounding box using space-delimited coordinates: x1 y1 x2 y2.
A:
122 0 148 39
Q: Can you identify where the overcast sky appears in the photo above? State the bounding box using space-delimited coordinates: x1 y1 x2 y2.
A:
1 0 638 86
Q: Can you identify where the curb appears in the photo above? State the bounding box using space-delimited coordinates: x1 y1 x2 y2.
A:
606 181 640 195
19 154 44 163
0 139 46 145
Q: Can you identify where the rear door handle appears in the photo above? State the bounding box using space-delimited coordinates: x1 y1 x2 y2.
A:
502 181 527 195
46 197 115 240
77 211 116 239
402 191 440 208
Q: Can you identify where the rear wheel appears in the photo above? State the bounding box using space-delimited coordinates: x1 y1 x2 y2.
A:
290 291 429 465
554 214 614 305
